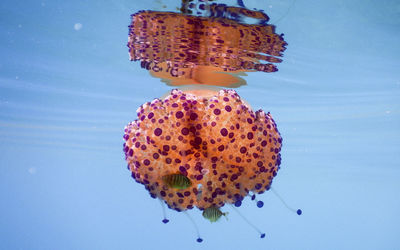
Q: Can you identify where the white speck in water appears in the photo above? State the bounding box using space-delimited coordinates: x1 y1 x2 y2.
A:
28 167 37 175
41 2 45 7
385 110 391 114
74 23 83 31
18 24 22 28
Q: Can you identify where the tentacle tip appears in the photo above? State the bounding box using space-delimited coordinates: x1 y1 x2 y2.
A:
256 201 264 208
260 233 266 238
197 238 203 243
234 200 242 207
162 219 169 224
296 209 302 215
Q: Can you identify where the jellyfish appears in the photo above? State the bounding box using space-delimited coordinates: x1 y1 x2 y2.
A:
124 1 301 242
127 6 287 87
123 88 283 233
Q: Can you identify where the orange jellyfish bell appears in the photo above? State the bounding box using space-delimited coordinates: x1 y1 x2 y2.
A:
127 7 287 87
123 88 282 212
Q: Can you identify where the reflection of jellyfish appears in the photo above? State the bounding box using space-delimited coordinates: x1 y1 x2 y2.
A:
127 5 286 87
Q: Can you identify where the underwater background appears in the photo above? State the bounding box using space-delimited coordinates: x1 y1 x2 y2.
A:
0 0 399 249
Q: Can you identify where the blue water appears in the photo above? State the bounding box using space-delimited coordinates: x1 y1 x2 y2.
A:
1 0 399 249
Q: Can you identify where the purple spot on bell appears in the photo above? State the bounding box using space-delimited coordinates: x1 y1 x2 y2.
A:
190 113 198 120
176 111 184 119
154 128 162 136
220 128 228 136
